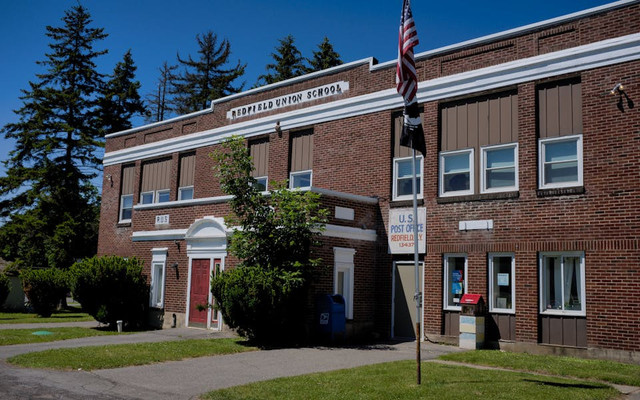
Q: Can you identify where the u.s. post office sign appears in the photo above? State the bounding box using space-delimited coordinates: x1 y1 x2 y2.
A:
388 208 426 254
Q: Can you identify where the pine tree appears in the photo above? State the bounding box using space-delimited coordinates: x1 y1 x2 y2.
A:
146 61 177 122
308 37 342 72
171 31 246 115
0 5 106 270
257 35 308 86
99 49 147 133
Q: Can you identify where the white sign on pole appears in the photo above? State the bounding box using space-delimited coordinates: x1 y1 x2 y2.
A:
388 208 426 254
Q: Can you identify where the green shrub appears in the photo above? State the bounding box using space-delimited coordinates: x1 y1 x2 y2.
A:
20 268 68 317
0 273 10 309
211 265 307 344
69 256 148 328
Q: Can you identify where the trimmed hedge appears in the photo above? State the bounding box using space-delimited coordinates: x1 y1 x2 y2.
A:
70 256 148 328
20 268 68 317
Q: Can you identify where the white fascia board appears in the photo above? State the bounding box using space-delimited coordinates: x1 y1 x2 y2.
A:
133 195 234 210
132 229 188 242
104 33 640 166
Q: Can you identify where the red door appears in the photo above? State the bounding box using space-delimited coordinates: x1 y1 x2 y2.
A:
189 259 210 326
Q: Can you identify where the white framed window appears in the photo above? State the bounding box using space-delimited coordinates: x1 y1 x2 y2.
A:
488 253 515 313
334 247 355 320
481 143 518 193
539 252 585 316
538 135 583 189
119 194 133 223
140 191 154 204
253 176 268 192
393 155 423 201
443 254 467 311
289 170 312 189
156 189 170 203
440 149 474 197
150 248 168 308
178 186 194 201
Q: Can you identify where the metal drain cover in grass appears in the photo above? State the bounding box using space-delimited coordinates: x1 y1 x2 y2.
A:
32 331 54 336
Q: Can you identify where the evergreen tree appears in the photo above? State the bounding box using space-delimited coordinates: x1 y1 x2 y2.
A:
99 49 146 133
0 5 106 270
257 35 308 86
146 61 177 122
171 31 246 114
308 36 342 72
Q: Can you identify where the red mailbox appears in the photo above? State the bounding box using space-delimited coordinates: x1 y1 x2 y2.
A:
460 294 486 316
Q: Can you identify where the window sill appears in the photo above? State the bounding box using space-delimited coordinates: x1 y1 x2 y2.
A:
117 222 132 228
390 199 424 208
437 191 519 204
537 186 584 197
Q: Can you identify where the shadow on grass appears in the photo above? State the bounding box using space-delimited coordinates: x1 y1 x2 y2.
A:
524 378 610 390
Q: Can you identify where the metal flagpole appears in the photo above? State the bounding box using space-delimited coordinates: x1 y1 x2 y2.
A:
410 146 421 385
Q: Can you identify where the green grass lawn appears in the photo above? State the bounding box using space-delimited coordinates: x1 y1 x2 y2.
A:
0 308 94 324
8 338 256 370
0 327 119 346
201 360 619 400
440 350 640 387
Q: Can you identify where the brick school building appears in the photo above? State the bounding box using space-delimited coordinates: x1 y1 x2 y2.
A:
98 0 640 361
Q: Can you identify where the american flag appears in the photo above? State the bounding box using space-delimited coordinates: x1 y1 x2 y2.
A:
396 0 425 155
396 0 419 103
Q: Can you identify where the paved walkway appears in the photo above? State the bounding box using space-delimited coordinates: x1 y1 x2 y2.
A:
0 320 638 399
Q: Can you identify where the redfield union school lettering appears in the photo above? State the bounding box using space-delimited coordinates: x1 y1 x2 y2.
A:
98 0 640 361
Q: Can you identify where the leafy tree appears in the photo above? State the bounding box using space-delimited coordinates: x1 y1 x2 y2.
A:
210 137 328 344
0 273 9 309
171 31 246 114
146 61 177 122
70 256 148 329
308 36 342 72
257 35 308 86
0 5 106 270
99 49 147 133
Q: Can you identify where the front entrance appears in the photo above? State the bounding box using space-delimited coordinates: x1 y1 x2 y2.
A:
393 262 424 339
189 259 210 328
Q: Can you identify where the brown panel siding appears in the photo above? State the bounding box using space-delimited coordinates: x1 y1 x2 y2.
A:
250 137 269 177
393 115 412 158
141 158 171 192
178 153 196 187
290 129 314 172
121 165 135 195
538 79 582 138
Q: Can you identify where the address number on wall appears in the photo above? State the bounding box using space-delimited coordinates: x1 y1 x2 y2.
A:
155 215 169 225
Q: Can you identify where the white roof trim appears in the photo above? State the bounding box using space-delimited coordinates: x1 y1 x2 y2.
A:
132 229 188 242
104 33 640 166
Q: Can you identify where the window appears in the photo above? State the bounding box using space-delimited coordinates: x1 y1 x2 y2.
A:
440 149 474 196
334 247 355 319
150 248 167 308
140 158 171 204
539 252 585 316
488 253 515 313
537 79 582 190
140 191 154 204
440 91 518 196
393 155 423 201
289 129 313 189
250 138 269 191
539 135 583 189
119 164 135 223
178 186 194 201
178 153 196 201
156 189 170 203
253 177 268 192
120 194 133 222
443 254 467 310
481 144 518 193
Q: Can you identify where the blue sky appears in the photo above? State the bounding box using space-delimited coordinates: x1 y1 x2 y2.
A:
0 0 615 181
